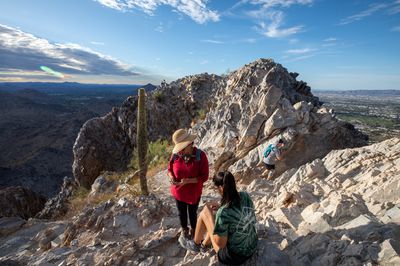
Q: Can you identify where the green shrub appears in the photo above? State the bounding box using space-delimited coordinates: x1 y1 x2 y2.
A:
72 186 89 199
197 109 207 120
153 91 165 103
130 139 173 172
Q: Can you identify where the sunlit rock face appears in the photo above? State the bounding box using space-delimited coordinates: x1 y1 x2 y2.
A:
193 58 367 177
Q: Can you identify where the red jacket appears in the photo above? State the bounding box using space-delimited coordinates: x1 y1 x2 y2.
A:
168 147 209 204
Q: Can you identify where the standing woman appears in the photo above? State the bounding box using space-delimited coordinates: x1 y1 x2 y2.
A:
168 129 209 247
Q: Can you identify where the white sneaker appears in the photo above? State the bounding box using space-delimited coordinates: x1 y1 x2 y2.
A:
178 228 189 248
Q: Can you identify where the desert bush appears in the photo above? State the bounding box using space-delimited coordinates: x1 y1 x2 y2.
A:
130 139 172 175
66 186 113 218
153 90 165 103
197 109 207 120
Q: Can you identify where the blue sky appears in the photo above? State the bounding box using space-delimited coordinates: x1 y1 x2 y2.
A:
0 0 399 90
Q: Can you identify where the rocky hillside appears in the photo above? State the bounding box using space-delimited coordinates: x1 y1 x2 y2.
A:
73 73 223 188
73 59 367 188
0 138 398 265
3 58 393 265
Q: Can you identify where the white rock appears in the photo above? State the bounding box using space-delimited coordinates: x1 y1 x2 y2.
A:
380 205 400 224
279 239 289 250
300 203 320 220
51 233 64 248
301 212 332 233
117 198 128 207
341 234 351 241
113 214 139 235
159 217 179 230
378 239 400 265
335 215 377 230
269 207 302 230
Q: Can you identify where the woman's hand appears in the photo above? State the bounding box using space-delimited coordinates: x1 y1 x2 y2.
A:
183 177 198 184
170 177 198 186
169 178 182 186
205 201 219 211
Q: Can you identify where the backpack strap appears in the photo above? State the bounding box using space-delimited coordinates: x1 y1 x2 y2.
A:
264 144 275 158
171 153 179 163
171 149 201 163
195 148 202 161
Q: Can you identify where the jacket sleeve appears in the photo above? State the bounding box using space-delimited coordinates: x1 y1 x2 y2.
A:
198 151 209 183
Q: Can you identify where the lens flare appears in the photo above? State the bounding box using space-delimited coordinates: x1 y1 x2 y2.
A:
40 66 64 78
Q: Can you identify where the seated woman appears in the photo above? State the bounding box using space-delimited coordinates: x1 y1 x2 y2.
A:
183 171 258 265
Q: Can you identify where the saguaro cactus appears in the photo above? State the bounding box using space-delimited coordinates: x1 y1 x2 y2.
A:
137 88 148 195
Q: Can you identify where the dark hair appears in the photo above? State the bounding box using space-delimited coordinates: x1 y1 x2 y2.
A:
278 139 284 144
212 171 240 208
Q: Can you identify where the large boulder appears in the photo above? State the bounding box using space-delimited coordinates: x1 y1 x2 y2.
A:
0 186 46 219
192 59 367 177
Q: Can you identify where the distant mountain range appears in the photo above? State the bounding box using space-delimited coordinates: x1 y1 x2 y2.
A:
0 82 157 94
0 82 157 197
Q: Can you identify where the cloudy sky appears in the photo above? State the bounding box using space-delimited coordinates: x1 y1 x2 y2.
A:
0 0 399 89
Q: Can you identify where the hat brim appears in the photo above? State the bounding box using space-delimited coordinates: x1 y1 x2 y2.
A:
172 134 197 153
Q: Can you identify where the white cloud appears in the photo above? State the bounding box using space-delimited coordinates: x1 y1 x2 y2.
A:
339 3 388 25
339 1 400 24
323 37 336 42
0 24 137 77
249 0 314 9
247 1 310 39
95 0 220 24
242 38 257 43
289 53 315 61
202 39 224 44
322 42 336 47
96 0 126 10
259 11 303 38
322 37 337 47
90 41 105 45
155 23 164 32
286 48 314 54
200 60 209 64
283 45 319 61
388 0 400 14
391 25 400 32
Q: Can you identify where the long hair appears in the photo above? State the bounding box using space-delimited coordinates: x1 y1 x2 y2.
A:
212 171 240 208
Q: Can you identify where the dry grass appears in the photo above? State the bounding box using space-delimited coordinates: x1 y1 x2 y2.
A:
65 140 172 218
64 186 115 219
146 161 168 178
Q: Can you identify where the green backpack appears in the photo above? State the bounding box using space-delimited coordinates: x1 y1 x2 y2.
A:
263 144 276 158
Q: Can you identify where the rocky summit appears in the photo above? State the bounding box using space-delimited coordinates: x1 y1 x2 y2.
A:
0 59 398 266
193 59 367 177
73 58 367 189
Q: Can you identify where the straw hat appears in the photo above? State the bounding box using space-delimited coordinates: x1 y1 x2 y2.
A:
172 129 197 153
